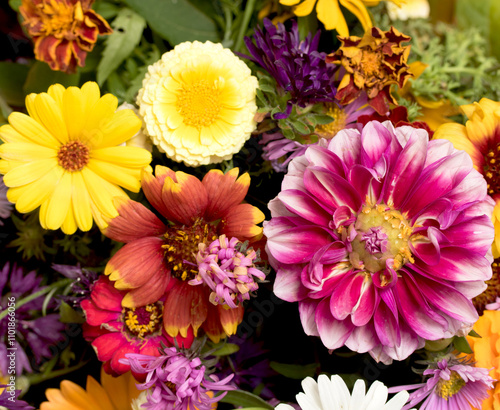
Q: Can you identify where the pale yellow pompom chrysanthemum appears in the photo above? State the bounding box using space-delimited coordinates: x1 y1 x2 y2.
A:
0 81 152 235
137 41 258 167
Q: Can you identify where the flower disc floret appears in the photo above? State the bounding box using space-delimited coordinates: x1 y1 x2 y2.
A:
265 120 494 363
137 41 258 166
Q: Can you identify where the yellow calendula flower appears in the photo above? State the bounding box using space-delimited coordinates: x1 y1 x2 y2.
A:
0 82 152 235
137 41 258 167
40 368 140 409
279 0 405 36
433 98 500 257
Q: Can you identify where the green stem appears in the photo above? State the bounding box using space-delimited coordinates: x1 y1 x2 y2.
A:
234 0 257 52
25 360 89 385
0 278 73 321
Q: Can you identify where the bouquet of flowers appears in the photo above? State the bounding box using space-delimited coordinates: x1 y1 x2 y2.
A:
1 0 500 408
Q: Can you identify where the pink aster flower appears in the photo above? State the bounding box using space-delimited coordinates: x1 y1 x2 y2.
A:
81 276 169 376
125 347 235 410
264 120 495 363
189 235 266 308
389 358 494 409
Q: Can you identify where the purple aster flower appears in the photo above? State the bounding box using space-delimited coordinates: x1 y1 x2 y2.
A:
0 262 66 374
52 263 98 307
264 120 495 363
244 18 336 118
189 235 265 308
389 358 494 409
0 384 34 409
260 97 374 172
125 347 235 410
0 175 13 226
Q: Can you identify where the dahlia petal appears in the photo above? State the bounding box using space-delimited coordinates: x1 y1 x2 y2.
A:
202 168 250 220
304 167 362 213
351 279 378 327
222 203 265 242
373 298 400 348
413 247 492 282
377 322 424 363
264 217 333 264
327 128 361 169
161 171 209 224
359 121 394 172
81 299 120 327
278 189 332 227
316 298 354 349
104 197 166 243
282 154 309 191
268 196 295 218
163 281 208 338
299 299 320 336
272 254 308 302
105 236 168 290
348 164 381 204
305 145 346 178
91 333 126 362
412 197 457 229
330 272 365 321
344 322 378 353
409 227 444 266
445 168 489 210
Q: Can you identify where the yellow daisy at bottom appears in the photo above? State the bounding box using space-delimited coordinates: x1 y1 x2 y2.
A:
137 41 258 167
0 82 152 234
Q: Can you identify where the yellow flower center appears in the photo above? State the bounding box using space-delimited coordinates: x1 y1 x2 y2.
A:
39 0 83 37
315 103 348 139
176 80 221 129
473 259 500 314
361 49 383 78
349 203 414 276
436 371 466 400
122 302 163 338
162 219 217 281
484 146 500 196
57 141 89 172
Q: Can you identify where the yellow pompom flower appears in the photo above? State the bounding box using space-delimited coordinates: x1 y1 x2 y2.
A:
137 41 258 167
0 81 152 235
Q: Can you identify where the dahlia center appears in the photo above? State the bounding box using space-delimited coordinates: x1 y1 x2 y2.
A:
57 141 90 172
360 50 382 77
350 204 414 275
176 80 221 129
162 219 217 281
122 302 163 338
436 371 466 400
315 103 347 138
483 146 500 196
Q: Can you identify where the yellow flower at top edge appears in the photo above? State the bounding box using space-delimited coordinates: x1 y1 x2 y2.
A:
467 310 500 410
279 0 405 36
433 98 500 257
40 368 140 410
0 81 152 235
137 41 258 167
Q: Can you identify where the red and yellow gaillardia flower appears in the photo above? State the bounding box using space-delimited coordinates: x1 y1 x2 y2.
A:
0 82 152 235
19 0 112 73
327 26 412 115
103 167 265 346
434 98 500 257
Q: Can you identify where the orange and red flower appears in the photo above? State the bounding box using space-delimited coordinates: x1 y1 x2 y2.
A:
103 167 265 346
327 26 412 115
19 0 112 73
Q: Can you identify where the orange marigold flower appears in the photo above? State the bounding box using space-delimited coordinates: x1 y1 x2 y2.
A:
19 0 112 73
327 26 412 115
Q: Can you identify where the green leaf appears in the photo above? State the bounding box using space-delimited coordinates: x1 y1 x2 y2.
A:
8 0 21 12
292 119 314 135
468 329 482 338
59 301 86 324
211 343 240 356
124 0 219 45
220 390 273 410
490 1 500 60
455 0 490 48
0 62 30 106
453 336 473 354
23 61 80 95
97 8 146 85
270 361 319 380
312 114 335 125
93 0 121 20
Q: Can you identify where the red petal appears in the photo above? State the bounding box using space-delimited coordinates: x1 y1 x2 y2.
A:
221 203 264 242
90 277 124 312
81 299 121 327
218 304 244 337
92 333 126 362
141 166 176 219
109 341 140 376
121 267 171 307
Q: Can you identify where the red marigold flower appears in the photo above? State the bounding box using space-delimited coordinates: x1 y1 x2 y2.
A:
81 276 169 376
327 26 412 115
103 167 265 347
19 0 112 73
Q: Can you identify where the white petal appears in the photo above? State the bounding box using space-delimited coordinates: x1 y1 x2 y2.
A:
349 379 367 410
383 391 410 410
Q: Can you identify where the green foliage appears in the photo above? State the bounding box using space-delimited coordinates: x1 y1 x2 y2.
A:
97 8 146 85
23 61 80 95
59 302 86 324
453 336 473 354
220 390 274 409
270 361 320 379
0 62 30 107
124 0 220 45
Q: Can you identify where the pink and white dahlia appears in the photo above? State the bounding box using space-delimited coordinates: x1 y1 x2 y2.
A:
264 121 495 363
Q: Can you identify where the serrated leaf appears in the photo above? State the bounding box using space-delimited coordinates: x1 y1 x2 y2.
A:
270 362 319 379
97 8 146 85
0 62 30 106
59 301 85 324
212 343 240 356
23 61 80 95
292 119 314 135
124 0 219 45
220 390 273 410
453 336 473 354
